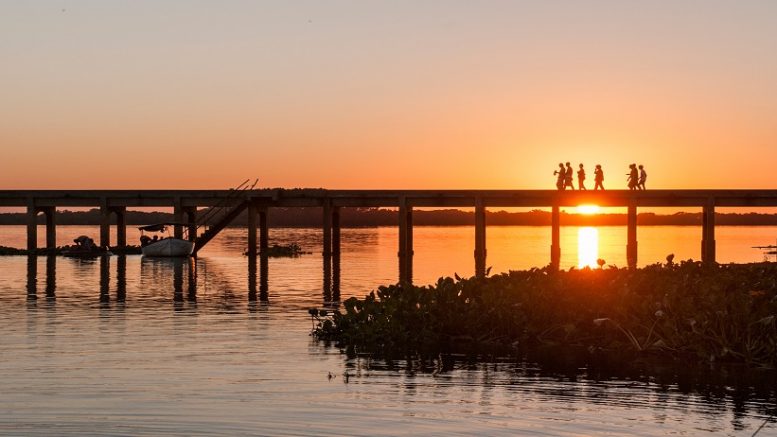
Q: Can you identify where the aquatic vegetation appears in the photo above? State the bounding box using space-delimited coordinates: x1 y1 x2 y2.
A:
315 261 777 368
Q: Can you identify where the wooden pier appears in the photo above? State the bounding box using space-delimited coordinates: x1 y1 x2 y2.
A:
4 189 777 287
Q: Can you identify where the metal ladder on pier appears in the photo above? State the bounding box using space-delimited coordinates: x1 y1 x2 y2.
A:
192 179 258 255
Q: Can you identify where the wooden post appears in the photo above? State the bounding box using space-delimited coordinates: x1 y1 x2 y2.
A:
398 197 413 285
99 200 111 248
247 203 257 256
406 205 413 284
550 205 560 270
44 207 56 250
173 198 183 240
115 207 127 249
185 207 197 242
26 201 37 253
627 203 638 269
474 197 487 278
702 200 716 264
332 206 341 299
323 200 332 297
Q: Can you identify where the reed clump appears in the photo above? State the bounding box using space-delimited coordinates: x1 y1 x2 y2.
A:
314 261 777 368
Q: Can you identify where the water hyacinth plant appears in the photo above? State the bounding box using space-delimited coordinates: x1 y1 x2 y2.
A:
314 261 777 368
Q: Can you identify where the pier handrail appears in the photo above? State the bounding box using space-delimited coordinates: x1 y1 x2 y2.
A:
193 179 257 236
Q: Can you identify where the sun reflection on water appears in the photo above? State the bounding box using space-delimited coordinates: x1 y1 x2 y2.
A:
578 227 599 268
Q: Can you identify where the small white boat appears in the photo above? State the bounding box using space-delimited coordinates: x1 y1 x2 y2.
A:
139 223 194 257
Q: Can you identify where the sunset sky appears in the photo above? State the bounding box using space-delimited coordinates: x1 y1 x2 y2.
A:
2 1 776 190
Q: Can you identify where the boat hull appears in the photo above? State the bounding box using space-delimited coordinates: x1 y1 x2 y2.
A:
141 238 194 257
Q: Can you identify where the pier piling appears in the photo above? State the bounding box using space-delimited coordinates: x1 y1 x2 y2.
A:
398 197 413 285
702 201 716 264
173 199 184 240
184 207 197 242
26 203 37 253
43 207 56 250
551 206 561 270
627 204 638 269
99 202 111 248
114 207 126 249
474 198 487 278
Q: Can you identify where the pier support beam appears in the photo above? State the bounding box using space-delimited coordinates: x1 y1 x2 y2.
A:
550 206 560 270
332 206 341 299
247 203 257 256
398 198 413 285
26 202 38 253
184 207 197 242
627 204 638 269
114 207 126 249
474 198 487 278
173 199 184 240
323 201 332 297
702 201 716 264
42 207 56 250
99 201 111 248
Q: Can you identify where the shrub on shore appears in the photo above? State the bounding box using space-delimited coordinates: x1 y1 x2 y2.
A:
314 261 777 368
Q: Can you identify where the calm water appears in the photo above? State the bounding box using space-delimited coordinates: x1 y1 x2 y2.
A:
1 225 776 435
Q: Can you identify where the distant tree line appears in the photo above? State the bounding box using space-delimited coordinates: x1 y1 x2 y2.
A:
3 208 777 227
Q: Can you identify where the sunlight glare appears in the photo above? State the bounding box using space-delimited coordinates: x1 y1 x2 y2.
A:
577 204 601 215
578 227 599 269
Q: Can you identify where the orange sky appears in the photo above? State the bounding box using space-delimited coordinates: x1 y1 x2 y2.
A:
2 1 776 190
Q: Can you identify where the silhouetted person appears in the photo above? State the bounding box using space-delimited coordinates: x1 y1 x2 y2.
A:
152 235 159 242
577 163 586 190
564 162 575 190
627 164 638 190
140 235 151 247
553 163 565 190
594 164 604 190
638 164 647 190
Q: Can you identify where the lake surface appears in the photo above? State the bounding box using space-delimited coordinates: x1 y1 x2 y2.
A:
1 225 776 435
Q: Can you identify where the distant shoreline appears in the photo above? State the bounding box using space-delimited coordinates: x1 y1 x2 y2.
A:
2 208 777 227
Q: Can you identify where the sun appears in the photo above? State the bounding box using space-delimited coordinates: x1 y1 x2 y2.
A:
577 204 601 215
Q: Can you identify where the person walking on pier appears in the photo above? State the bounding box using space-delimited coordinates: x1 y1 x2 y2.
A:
638 164 647 190
594 164 604 190
554 163 565 190
627 164 638 190
564 162 575 190
577 163 587 190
